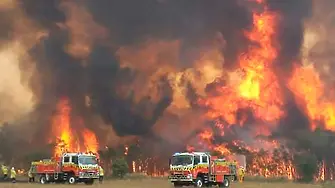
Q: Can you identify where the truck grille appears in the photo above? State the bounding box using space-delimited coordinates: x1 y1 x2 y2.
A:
80 172 98 178
169 174 188 179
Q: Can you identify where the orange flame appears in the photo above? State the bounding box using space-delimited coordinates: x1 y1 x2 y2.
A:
193 4 296 179
200 9 282 130
51 98 99 156
82 128 99 154
288 65 335 131
191 1 335 180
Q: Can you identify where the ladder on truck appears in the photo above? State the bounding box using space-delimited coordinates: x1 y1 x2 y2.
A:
209 156 216 182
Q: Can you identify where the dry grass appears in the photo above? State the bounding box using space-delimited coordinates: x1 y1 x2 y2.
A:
0 178 332 188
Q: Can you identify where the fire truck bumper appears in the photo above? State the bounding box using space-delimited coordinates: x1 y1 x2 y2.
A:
169 174 193 182
79 172 99 179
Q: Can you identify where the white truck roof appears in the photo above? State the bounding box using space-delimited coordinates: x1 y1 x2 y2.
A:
62 152 96 157
172 152 210 156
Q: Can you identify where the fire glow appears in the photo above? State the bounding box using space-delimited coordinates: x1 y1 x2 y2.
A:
200 9 283 130
6 0 334 181
51 98 98 156
189 1 335 181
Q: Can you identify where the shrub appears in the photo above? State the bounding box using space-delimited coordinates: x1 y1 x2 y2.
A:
293 153 318 183
112 158 129 178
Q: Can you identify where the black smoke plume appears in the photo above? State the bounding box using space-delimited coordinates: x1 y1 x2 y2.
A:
17 0 253 138
10 1 333 179
266 0 314 139
266 0 313 74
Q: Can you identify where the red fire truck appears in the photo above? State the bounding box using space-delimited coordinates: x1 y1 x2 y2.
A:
30 152 100 185
168 152 237 187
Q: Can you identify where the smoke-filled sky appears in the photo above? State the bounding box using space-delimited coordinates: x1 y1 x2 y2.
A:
5 0 255 141
1 0 335 156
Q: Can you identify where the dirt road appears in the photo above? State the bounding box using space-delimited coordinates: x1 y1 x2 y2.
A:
0 179 328 188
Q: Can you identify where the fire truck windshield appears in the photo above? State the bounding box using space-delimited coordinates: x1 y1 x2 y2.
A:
79 156 98 165
171 155 193 166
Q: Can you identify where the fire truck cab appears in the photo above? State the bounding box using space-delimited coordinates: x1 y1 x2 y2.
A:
31 152 100 185
168 152 237 187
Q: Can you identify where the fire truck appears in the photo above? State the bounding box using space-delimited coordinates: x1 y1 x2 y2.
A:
168 152 237 187
30 152 100 185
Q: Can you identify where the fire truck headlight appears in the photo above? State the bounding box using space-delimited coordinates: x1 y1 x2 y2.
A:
187 174 192 179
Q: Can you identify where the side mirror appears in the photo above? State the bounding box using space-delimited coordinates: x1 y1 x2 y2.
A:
168 158 171 166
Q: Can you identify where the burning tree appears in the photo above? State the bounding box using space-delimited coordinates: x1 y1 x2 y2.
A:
2 0 335 183
185 0 335 182
51 98 99 157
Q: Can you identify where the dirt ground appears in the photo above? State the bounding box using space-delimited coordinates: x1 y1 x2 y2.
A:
0 179 329 188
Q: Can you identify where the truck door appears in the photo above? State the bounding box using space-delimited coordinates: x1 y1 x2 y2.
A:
200 155 209 173
70 156 79 175
62 156 70 171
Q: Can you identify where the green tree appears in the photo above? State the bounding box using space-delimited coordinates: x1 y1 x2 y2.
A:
112 158 129 178
127 144 141 161
293 152 318 182
98 147 117 175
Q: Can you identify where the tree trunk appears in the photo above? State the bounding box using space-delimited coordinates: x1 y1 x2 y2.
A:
324 159 332 181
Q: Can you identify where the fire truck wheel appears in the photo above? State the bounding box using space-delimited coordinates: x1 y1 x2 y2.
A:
195 177 204 187
68 176 76 184
40 176 48 184
219 178 230 187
